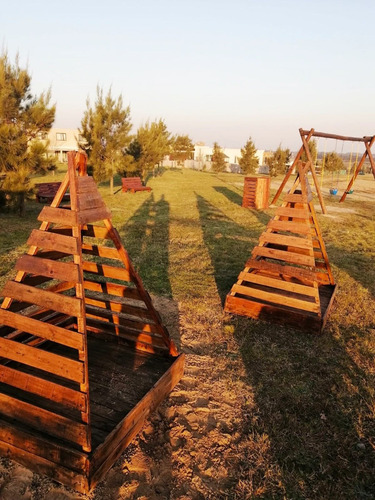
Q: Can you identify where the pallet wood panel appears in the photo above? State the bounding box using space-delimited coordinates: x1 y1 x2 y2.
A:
27 230 79 255
15 255 79 283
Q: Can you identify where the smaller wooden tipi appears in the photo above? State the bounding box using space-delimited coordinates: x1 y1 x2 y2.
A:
225 161 336 332
0 152 184 492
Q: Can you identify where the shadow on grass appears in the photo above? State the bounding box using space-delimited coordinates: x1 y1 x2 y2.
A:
213 185 243 206
196 194 264 304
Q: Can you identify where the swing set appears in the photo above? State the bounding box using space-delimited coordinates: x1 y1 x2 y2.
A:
271 128 375 210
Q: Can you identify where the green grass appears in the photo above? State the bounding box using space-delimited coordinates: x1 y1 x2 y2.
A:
1 167 375 499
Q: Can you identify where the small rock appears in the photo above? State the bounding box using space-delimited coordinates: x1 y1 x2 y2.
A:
357 442 366 450
193 397 210 408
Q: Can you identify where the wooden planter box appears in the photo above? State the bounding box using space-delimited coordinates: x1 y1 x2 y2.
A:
242 176 270 209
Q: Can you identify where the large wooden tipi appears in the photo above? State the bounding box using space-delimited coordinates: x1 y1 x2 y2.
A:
0 152 184 492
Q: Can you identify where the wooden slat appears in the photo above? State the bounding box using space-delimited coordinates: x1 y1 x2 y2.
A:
77 176 97 193
82 261 132 282
27 230 79 255
245 259 316 281
253 246 315 267
232 283 320 313
0 392 87 446
260 232 313 250
238 271 318 297
85 306 160 334
1 282 82 317
84 295 153 321
284 193 307 203
276 207 310 219
0 364 86 412
38 207 77 226
0 337 84 383
15 255 79 283
82 225 112 240
81 244 121 261
77 193 105 212
83 280 142 301
267 220 312 235
0 309 83 350
78 207 112 225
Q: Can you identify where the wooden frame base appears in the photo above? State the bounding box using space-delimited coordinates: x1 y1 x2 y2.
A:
225 284 337 333
0 342 185 493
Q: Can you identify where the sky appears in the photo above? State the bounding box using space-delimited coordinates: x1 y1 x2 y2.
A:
1 0 375 151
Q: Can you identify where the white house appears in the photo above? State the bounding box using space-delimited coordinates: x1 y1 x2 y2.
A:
45 128 82 162
194 144 265 167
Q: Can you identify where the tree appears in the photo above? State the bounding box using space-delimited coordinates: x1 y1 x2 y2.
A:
238 137 259 175
126 119 171 180
170 134 194 166
301 139 318 164
211 142 226 173
324 151 344 172
79 86 132 194
266 145 291 177
0 52 55 213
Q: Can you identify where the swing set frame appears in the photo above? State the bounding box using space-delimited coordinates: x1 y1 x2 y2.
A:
271 128 375 210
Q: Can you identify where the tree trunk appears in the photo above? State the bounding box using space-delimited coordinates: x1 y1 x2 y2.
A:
110 175 114 195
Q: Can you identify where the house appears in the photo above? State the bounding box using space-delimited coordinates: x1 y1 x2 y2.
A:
194 144 265 169
44 128 82 162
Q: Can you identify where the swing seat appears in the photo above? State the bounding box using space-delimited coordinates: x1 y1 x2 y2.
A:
329 188 338 195
346 189 354 194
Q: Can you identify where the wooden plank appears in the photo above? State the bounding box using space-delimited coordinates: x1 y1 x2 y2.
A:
238 271 318 297
284 193 307 203
82 225 112 240
0 309 83 350
83 280 142 301
81 244 121 261
267 220 312 235
2 282 82 317
0 392 88 445
77 193 105 211
82 261 132 282
259 232 313 250
85 307 160 334
38 207 77 226
27 230 79 255
276 207 310 219
77 176 97 193
232 283 320 313
15 255 79 283
0 336 84 383
89 353 185 486
253 246 315 267
0 364 86 412
84 295 153 321
244 259 316 282
0 440 88 493
78 207 112 225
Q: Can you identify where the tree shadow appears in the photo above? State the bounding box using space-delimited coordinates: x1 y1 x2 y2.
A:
231 316 375 498
213 185 243 206
196 194 264 305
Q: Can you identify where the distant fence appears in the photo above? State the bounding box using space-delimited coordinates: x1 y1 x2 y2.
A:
162 159 267 175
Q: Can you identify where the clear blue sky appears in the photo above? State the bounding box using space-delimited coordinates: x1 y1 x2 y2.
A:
2 0 374 150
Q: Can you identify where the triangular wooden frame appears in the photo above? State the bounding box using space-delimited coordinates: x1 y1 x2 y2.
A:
225 161 337 333
0 152 184 492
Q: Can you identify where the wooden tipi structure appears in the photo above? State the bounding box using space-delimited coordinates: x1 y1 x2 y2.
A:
0 152 184 492
225 161 337 333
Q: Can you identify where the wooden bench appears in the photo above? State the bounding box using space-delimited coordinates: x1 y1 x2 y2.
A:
122 177 152 193
35 182 69 203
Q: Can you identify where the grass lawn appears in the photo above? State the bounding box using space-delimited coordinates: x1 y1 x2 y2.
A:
0 166 374 499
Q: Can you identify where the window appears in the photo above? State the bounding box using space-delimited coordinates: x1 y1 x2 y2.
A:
56 133 67 141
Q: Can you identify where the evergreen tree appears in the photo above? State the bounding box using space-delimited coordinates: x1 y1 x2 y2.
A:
266 145 291 177
238 137 259 175
0 52 55 213
301 139 318 164
324 151 344 172
211 142 226 173
170 134 194 166
80 86 132 194
128 119 171 180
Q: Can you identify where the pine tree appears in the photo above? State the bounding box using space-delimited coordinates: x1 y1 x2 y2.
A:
266 145 291 177
238 137 259 175
211 142 226 173
0 52 55 213
170 134 194 166
80 86 132 194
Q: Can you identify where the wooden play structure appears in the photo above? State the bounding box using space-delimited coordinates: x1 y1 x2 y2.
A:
121 177 152 193
242 176 270 209
35 181 68 203
271 128 375 208
225 161 337 333
0 151 184 492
